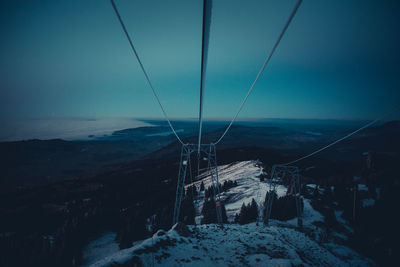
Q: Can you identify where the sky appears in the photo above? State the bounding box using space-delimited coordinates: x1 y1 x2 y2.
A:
0 0 399 121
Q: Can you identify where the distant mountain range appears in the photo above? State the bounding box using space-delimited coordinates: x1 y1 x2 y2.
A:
0 120 398 188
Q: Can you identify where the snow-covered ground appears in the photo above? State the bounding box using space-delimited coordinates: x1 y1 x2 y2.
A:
89 223 375 267
82 232 120 266
186 161 269 222
284 198 324 228
83 160 376 267
186 160 308 224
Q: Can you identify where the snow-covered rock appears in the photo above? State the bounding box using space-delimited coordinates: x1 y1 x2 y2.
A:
89 223 375 267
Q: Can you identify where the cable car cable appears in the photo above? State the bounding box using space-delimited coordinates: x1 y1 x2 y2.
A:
214 0 303 145
110 0 185 145
282 105 400 166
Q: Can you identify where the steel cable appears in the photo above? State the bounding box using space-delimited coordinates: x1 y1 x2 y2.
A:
282 105 400 165
214 0 303 145
110 0 185 145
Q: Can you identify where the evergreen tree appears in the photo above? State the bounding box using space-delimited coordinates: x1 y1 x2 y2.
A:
237 199 259 225
192 185 198 197
249 198 258 222
200 181 205 191
234 213 240 223
180 195 196 225
118 210 147 249
201 198 217 224
222 180 238 192
223 180 227 191
205 185 216 199
263 191 278 221
218 183 222 193
259 173 267 182
201 198 228 224
187 185 198 199
221 201 228 223
154 205 173 231
263 191 303 221
238 202 248 225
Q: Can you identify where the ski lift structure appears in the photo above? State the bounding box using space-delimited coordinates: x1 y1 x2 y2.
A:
110 0 399 233
264 164 303 228
110 0 304 228
172 143 223 225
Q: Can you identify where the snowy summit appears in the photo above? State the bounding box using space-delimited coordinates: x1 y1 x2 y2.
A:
85 161 375 267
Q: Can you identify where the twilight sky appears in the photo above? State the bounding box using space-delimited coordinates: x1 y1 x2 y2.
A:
0 0 399 120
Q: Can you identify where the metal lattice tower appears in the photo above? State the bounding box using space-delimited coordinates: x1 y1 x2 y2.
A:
264 164 303 228
173 143 223 225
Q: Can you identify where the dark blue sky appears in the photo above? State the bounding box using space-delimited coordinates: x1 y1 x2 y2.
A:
1 0 399 120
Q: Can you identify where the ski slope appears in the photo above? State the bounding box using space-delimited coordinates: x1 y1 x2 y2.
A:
186 160 301 223
84 160 376 267
186 161 266 222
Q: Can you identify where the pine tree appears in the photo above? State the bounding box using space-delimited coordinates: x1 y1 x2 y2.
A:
263 191 303 221
200 181 205 191
249 198 258 221
238 202 248 225
263 191 278 221
118 210 147 249
223 180 227 191
234 213 240 223
201 198 217 224
205 186 213 199
201 198 228 224
221 180 238 192
192 185 198 197
154 205 173 231
218 183 222 193
180 195 196 225
221 202 228 223
187 185 198 198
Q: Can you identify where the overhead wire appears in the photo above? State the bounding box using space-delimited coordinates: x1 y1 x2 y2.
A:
198 0 212 154
110 0 185 145
214 0 303 145
111 0 393 169
109 0 400 230
282 105 400 166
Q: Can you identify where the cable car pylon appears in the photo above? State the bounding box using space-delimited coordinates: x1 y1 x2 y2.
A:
173 143 223 225
264 164 303 228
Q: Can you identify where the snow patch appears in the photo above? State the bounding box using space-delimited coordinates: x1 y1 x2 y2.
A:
82 232 119 266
